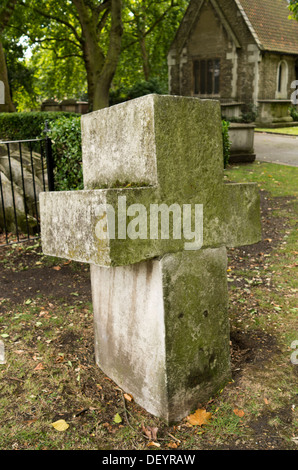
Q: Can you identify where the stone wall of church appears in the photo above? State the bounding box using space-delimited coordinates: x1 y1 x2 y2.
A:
168 0 279 107
258 52 297 101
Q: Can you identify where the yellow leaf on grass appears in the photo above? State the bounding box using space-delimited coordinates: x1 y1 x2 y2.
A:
114 413 122 424
51 419 69 431
187 409 212 426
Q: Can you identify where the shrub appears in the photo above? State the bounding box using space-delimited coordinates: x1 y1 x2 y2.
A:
289 106 298 121
0 111 76 141
222 120 231 168
110 78 166 106
47 116 83 191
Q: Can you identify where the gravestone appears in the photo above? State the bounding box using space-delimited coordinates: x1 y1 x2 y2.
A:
40 94 261 423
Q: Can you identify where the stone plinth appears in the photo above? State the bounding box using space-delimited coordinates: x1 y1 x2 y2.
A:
228 123 256 163
256 100 293 128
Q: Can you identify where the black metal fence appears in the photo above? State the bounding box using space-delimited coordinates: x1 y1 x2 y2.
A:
0 132 54 246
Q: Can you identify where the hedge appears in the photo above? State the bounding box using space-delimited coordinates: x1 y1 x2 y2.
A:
47 116 83 191
0 111 76 141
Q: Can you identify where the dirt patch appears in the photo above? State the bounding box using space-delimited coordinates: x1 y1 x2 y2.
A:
0 257 91 310
230 329 279 378
247 404 297 450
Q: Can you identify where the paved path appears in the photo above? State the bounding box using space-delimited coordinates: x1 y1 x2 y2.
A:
254 132 298 167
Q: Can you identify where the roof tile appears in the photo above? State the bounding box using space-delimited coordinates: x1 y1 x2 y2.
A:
239 0 298 54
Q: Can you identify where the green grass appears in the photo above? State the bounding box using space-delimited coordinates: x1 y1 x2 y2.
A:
225 161 298 197
255 127 298 135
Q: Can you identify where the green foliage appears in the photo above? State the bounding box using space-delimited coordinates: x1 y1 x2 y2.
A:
289 106 298 121
0 111 75 141
2 0 189 110
288 0 298 20
47 116 83 191
115 0 189 90
222 120 231 168
110 78 166 105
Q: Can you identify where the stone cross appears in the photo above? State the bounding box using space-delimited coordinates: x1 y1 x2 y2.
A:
40 95 261 423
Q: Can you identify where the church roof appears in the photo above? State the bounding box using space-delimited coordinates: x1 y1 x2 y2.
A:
169 0 298 56
237 0 298 54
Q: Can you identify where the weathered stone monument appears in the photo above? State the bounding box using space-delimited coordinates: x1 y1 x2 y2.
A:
40 94 261 423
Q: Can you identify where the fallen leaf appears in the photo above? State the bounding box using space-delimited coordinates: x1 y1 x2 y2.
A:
147 441 160 448
34 363 44 371
124 393 133 402
167 442 178 449
114 413 122 424
264 398 269 405
233 408 245 418
51 419 69 431
52 266 61 271
187 409 212 426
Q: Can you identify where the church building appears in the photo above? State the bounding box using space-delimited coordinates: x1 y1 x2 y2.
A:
168 0 298 126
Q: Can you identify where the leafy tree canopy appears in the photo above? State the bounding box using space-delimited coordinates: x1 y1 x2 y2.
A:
3 0 189 111
288 0 298 20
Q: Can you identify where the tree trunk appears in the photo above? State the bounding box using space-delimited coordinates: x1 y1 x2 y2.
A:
0 42 15 112
140 35 150 81
73 0 123 112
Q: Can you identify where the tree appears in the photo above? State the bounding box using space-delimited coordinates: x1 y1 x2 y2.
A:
0 0 19 112
114 0 187 88
288 0 298 20
13 0 123 111
7 0 189 111
121 0 187 82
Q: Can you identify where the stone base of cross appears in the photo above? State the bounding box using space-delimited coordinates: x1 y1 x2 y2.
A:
40 95 261 423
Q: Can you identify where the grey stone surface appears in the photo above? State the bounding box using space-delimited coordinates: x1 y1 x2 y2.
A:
91 247 230 423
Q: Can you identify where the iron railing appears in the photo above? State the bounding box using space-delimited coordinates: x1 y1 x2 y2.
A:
0 131 54 246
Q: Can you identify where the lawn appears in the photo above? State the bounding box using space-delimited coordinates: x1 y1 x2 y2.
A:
255 127 298 136
0 161 297 450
